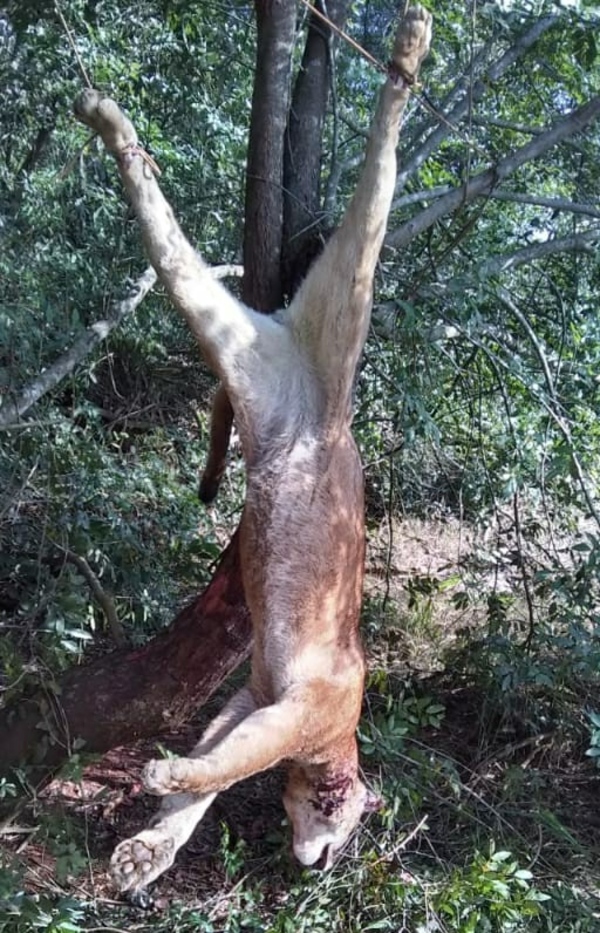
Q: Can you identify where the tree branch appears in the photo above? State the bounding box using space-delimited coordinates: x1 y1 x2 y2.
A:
375 231 600 339
392 184 453 210
446 321 600 532
337 111 370 140
496 290 600 531
386 96 600 249
0 263 242 429
488 191 600 219
393 186 600 218
406 232 600 313
470 116 544 135
52 544 126 648
0 266 157 429
496 286 557 402
476 230 600 279
396 15 558 193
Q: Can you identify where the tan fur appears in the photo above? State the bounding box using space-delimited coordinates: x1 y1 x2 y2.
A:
73 6 432 891
198 384 233 503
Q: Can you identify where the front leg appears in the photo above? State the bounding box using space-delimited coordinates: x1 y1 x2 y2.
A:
110 790 216 892
140 683 347 797
110 686 256 891
142 756 209 796
140 704 300 796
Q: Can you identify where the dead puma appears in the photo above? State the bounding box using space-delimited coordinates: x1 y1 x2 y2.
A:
74 5 432 890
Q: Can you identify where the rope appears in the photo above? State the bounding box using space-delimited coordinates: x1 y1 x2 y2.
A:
54 1 93 89
118 142 162 177
298 0 387 74
298 0 490 162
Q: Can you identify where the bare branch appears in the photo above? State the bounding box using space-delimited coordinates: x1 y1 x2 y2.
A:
470 116 544 135
484 191 600 219
0 266 156 430
496 288 600 532
393 187 600 218
386 96 600 249
407 232 600 316
447 320 600 532
392 185 454 211
496 286 557 401
53 544 127 648
338 111 370 139
477 230 600 279
376 230 600 339
0 263 242 430
323 152 362 216
396 15 558 193
392 184 451 210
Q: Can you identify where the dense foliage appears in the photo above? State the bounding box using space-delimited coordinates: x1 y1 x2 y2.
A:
1 0 600 929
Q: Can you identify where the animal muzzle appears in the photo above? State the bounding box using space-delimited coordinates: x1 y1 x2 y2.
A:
294 842 335 871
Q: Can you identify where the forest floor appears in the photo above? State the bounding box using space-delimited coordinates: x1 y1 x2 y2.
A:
2 519 600 931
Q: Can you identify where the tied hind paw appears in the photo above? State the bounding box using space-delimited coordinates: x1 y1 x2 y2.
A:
392 5 432 82
73 90 137 153
110 830 176 892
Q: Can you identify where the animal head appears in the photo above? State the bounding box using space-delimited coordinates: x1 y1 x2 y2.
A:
283 767 382 869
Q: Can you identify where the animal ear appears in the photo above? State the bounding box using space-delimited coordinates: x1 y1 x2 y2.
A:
364 789 384 813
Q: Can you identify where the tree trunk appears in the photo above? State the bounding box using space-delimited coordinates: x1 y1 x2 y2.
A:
282 0 349 299
242 0 297 310
0 533 251 778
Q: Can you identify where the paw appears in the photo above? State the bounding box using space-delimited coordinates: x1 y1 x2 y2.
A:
142 758 181 795
392 5 432 82
142 757 197 795
110 830 176 892
73 90 137 152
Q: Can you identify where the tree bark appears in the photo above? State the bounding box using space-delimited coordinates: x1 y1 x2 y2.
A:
0 532 251 778
281 0 350 299
242 0 297 310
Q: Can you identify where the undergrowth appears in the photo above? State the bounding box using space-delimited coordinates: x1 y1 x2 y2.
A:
2 601 600 932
